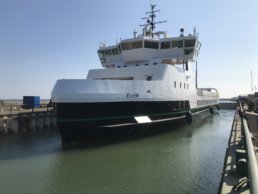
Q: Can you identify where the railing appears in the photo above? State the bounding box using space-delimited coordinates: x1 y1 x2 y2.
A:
239 102 258 194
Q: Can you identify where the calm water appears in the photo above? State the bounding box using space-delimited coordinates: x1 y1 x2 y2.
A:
0 110 234 194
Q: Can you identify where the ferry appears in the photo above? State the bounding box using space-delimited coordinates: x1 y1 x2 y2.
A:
51 4 219 143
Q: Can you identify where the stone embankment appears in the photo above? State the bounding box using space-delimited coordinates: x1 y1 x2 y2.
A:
0 108 56 134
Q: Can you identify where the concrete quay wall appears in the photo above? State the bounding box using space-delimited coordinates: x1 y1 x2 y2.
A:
219 107 258 193
0 111 56 134
219 102 237 110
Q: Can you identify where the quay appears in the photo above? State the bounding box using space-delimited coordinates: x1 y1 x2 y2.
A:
0 101 55 134
219 100 237 110
218 103 258 194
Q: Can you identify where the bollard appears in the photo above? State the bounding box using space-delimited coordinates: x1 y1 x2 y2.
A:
235 149 248 176
235 149 246 162
236 158 248 176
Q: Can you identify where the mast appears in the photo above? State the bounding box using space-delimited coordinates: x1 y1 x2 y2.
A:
140 4 167 37
196 61 198 88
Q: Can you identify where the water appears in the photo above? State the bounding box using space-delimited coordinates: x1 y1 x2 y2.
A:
0 110 234 194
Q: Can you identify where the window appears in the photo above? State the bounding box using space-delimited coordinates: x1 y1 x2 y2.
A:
198 42 202 50
180 82 182 88
144 40 159 49
172 40 183 48
112 48 120 55
100 58 106 63
104 49 112 56
184 83 186 89
196 42 200 49
174 81 176 88
121 41 142 50
187 84 189 89
98 50 105 57
161 41 170 49
184 49 194 55
146 75 152 81
184 39 196 47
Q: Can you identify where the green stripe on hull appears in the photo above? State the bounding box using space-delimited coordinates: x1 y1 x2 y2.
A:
56 104 218 123
57 110 189 123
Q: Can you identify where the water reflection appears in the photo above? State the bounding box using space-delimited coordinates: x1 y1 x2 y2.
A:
0 129 62 160
0 110 234 194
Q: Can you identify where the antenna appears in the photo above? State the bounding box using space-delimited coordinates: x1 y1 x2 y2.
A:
196 60 198 88
140 4 167 36
251 69 253 94
193 27 196 36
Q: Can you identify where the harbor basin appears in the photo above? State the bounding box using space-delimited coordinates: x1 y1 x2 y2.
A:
0 110 234 194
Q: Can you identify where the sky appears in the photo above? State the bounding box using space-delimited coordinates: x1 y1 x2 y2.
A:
0 0 258 99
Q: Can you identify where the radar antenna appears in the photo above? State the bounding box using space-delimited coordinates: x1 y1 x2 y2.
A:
140 4 167 37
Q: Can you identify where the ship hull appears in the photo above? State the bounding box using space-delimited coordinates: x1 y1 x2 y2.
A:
54 101 218 143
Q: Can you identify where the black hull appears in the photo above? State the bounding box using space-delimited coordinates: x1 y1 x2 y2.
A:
54 101 218 143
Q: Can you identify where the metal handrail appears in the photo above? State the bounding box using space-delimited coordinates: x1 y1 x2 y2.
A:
240 102 258 194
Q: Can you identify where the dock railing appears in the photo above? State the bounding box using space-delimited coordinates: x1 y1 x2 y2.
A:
239 102 258 194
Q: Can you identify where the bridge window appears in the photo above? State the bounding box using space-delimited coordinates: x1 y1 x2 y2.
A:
172 40 183 48
196 42 202 50
184 49 194 55
98 50 105 57
144 40 159 49
195 50 199 56
100 58 106 63
184 39 196 47
121 41 143 50
104 49 113 56
161 41 170 49
112 48 120 55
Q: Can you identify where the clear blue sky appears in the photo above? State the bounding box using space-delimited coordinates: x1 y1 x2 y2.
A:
1 0 258 99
